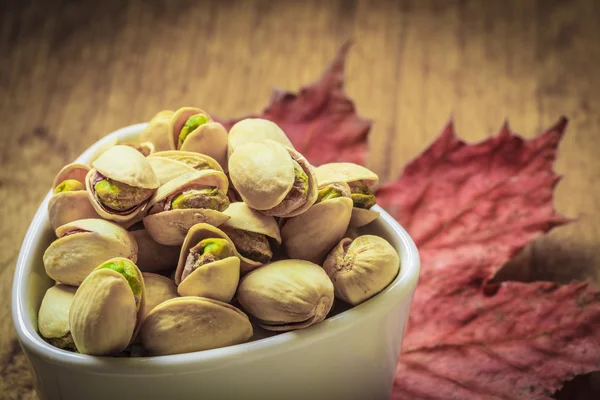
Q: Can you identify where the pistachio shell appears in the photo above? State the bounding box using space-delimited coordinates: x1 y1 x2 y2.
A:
139 273 178 324
229 140 318 217
236 259 334 331
48 191 101 232
69 262 145 355
140 296 253 356
38 284 77 341
120 140 156 157
177 257 240 302
349 207 380 228
92 145 160 189
323 235 400 305
129 228 180 272
170 107 212 148
147 150 224 185
43 219 138 286
52 163 90 189
227 118 294 158
180 123 228 173
314 162 379 187
281 197 353 264
87 137 119 167
141 110 175 152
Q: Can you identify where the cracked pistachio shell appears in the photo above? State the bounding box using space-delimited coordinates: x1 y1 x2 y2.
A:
175 223 240 302
140 110 176 152
139 273 179 325
120 141 156 157
170 107 228 171
314 162 380 228
38 284 77 346
237 259 334 331
129 227 180 273
140 296 253 356
43 219 138 286
323 235 400 306
69 258 146 355
227 118 294 159
281 196 353 264
143 170 230 246
49 163 101 231
221 202 281 273
228 140 318 217
147 150 224 186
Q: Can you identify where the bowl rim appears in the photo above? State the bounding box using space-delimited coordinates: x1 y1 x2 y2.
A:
12 123 421 374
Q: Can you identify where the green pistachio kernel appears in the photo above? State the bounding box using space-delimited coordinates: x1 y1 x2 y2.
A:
178 114 210 148
171 187 229 211
54 179 85 194
197 238 233 260
97 260 142 310
293 162 309 196
316 185 343 203
94 179 152 211
349 182 377 209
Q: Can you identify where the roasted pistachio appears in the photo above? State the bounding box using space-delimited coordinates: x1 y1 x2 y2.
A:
54 179 85 194
171 187 229 211
139 273 178 324
94 179 154 211
227 118 294 158
323 235 400 305
147 150 224 185
140 110 175 152
38 284 77 350
128 225 180 273
178 113 210 148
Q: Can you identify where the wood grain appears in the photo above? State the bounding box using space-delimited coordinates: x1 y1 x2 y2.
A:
1 0 599 398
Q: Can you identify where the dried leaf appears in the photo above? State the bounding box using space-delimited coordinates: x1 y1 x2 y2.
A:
217 43 371 166
376 119 600 399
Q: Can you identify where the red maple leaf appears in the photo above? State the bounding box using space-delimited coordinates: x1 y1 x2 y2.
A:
216 42 371 166
376 119 600 399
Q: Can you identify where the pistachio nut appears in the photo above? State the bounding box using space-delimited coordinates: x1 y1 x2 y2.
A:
140 296 253 356
170 107 228 171
227 118 294 159
228 140 318 218
323 235 400 305
43 218 138 286
86 145 160 223
120 141 156 157
128 224 180 273
139 272 179 325
38 284 77 350
140 110 176 152
147 150 224 186
220 202 281 273
143 170 231 246
69 258 146 355
281 182 353 264
314 162 380 227
175 223 240 303
237 259 334 331
48 163 101 231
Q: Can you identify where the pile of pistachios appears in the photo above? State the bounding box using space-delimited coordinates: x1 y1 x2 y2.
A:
38 107 401 357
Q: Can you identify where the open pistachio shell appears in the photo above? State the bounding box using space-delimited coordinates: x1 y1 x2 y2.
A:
120 140 156 157
43 219 138 286
221 202 281 273
314 162 380 228
323 235 400 305
69 258 146 355
87 137 119 167
169 107 228 171
49 163 100 231
236 259 334 331
140 110 176 152
147 150 224 186
129 227 180 272
38 284 77 349
228 140 318 217
139 273 178 325
143 170 231 246
281 197 353 264
140 296 253 356
175 223 240 302
227 118 294 159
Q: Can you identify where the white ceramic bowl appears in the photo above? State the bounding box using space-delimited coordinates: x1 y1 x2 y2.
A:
12 124 420 400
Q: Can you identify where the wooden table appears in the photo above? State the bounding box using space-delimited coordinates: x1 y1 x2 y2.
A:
2 0 599 398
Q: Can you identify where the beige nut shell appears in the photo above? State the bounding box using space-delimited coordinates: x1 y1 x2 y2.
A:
38 284 77 339
139 273 179 325
43 219 138 286
143 170 231 246
236 259 334 331
147 150 224 186
227 118 294 158
323 235 400 306
129 228 180 273
228 140 318 217
69 259 146 355
140 296 253 356
140 110 175 152
281 196 353 264
92 145 160 189
174 224 240 302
